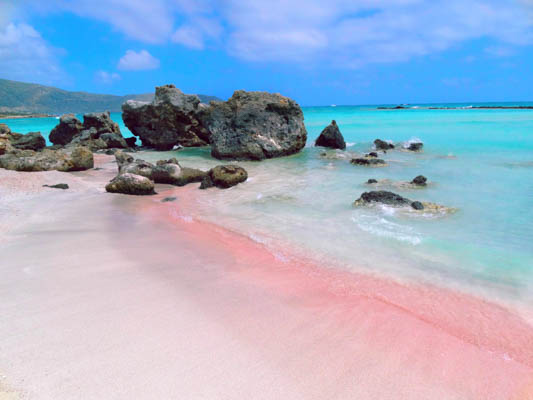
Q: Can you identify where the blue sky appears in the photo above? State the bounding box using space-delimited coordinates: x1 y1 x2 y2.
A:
2 0 533 105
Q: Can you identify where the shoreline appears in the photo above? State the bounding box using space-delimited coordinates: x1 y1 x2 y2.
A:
1 155 533 398
0 114 55 120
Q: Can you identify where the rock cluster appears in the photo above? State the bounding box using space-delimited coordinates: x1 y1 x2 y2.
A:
199 165 248 189
49 112 128 150
122 85 210 150
315 120 346 150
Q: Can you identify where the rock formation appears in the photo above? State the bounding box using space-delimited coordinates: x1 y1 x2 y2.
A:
374 139 395 150
315 120 346 150
122 85 210 150
105 173 155 195
200 165 248 189
202 90 307 160
49 114 83 145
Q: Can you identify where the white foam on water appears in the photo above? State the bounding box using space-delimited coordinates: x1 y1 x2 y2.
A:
352 213 422 245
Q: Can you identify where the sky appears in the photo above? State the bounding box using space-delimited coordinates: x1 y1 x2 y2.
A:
1 0 533 106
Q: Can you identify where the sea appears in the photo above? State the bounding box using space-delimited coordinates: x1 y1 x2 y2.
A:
2 103 533 309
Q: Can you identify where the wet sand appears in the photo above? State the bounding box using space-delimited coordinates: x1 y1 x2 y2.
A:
1 154 533 399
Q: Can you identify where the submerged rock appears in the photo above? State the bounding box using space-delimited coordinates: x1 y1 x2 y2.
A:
43 183 69 190
200 165 248 189
49 114 83 145
203 90 307 160
315 120 346 150
122 84 210 150
350 158 387 166
353 190 410 207
374 139 395 150
411 175 427 186
105 173 155 195
12 131 46 151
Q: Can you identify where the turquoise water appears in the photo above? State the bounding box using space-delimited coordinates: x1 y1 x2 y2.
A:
2 107 533 306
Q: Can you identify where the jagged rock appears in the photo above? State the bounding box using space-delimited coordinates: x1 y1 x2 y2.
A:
43 183 69 189
83 112 120 136
315 120 346 150
200 165 248 189
49 114 83 145
12 131 46 151
411 175 427 186
411 201 424 210
122 84 210 150
350 158 387 166
374 139 394 150
105 173 155 195
100 132 127 149
203 90 307 160
0 148 93 172
367 179 378 184
70 146 94 170
353 191 410 207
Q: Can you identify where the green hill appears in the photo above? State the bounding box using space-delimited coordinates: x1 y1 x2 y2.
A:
0 79 221 115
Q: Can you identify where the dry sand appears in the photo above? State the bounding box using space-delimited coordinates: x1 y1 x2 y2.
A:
1 154 532 399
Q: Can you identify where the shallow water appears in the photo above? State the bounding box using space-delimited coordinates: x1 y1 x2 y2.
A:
2 106 533 308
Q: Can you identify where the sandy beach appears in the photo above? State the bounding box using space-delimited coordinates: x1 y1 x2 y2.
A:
0 154 532 399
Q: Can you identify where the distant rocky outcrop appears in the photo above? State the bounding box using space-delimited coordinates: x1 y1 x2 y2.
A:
202 90 307 160
374 139 395 150
200 165 248 189
105 173 155 195
122 85 210 150
350 157 387 166
315 120 346 150
50 111 127 150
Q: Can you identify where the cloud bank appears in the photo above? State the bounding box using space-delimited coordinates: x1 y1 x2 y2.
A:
117 50 160 71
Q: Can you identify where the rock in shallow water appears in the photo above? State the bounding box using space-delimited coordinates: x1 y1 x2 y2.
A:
374 139 394 150
105 173 155 195
200 165 248 189
122 84 210 150
411 175 427 186
203 90 307 160
411 201 424 210
353 190 410 207
351 158 387 166
315 120 346 150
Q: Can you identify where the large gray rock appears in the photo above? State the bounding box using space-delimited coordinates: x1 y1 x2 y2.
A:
315 120 345 150
105 173 155 195
11 131 46 151
202 90 307 160
122 84 210 150
49 114 83 145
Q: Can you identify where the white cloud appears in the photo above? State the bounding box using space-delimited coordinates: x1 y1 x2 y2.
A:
172 17 222 49
0 22 63 83
95 70 121 84
117 50 160 71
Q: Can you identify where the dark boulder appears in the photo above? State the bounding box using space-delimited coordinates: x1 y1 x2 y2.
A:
354 190 410 207
12 132 46 151
43 183 69 190
161 196 177 202
406 142 423 151
374 139 394 150
411 175 427 186
367 152 378 158
49 114 83 145
202 90 307 161
200 165 248 189
105 173 155 195
367 179 378 184
350 158 387 166
83 112 121 136
100 132 128 149
122 84 210 150
125 137 137 148
314 120 346 150
411 201 424 210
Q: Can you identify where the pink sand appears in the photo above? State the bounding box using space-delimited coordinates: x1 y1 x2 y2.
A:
1 158 532 399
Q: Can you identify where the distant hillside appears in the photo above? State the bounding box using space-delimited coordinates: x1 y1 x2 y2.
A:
0 79 221 115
